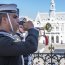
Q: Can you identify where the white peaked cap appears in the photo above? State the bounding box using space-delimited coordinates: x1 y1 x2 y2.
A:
0 4 17 13
19 17 27 22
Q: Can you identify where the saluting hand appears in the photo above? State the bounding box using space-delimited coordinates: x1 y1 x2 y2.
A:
23 20 34 31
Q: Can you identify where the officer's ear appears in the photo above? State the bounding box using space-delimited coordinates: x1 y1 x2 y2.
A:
2 15 7 24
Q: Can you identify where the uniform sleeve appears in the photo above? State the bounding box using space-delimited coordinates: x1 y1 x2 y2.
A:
0 28 39 56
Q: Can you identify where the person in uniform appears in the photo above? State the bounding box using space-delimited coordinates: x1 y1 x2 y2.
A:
19 19 32 65
0 4 39 65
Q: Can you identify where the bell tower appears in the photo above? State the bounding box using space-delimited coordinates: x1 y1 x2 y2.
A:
49 0 55 20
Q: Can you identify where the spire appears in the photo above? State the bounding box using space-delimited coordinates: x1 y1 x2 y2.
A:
50 0 55 11
49 0 55 20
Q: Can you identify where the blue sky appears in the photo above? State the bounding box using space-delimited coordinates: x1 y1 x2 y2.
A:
0 0 65 19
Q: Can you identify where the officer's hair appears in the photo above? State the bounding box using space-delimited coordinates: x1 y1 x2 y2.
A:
0 13 7 24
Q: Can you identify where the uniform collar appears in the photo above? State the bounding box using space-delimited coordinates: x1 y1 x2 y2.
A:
0 30 8 33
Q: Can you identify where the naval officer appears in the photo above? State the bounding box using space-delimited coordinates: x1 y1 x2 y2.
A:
0 4 39 65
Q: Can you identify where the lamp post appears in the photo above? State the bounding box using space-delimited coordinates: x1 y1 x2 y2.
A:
48 44 54 65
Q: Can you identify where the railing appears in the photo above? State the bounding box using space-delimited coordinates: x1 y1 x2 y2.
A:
29 52 65 65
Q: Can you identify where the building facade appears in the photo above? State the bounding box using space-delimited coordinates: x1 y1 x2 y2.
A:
34 0 65 45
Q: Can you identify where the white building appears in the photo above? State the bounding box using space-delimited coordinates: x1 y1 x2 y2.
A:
34 0 65 45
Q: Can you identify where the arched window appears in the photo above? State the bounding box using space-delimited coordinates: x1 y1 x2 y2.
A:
51 36 54 43
47 36 49 43
56 36 59 43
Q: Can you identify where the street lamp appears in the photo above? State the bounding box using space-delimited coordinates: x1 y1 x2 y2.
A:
48 44 54 65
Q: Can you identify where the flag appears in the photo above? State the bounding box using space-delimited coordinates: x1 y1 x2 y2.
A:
44 35 48 45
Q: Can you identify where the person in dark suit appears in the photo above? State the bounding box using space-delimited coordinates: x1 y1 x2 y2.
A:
0 4 39 65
